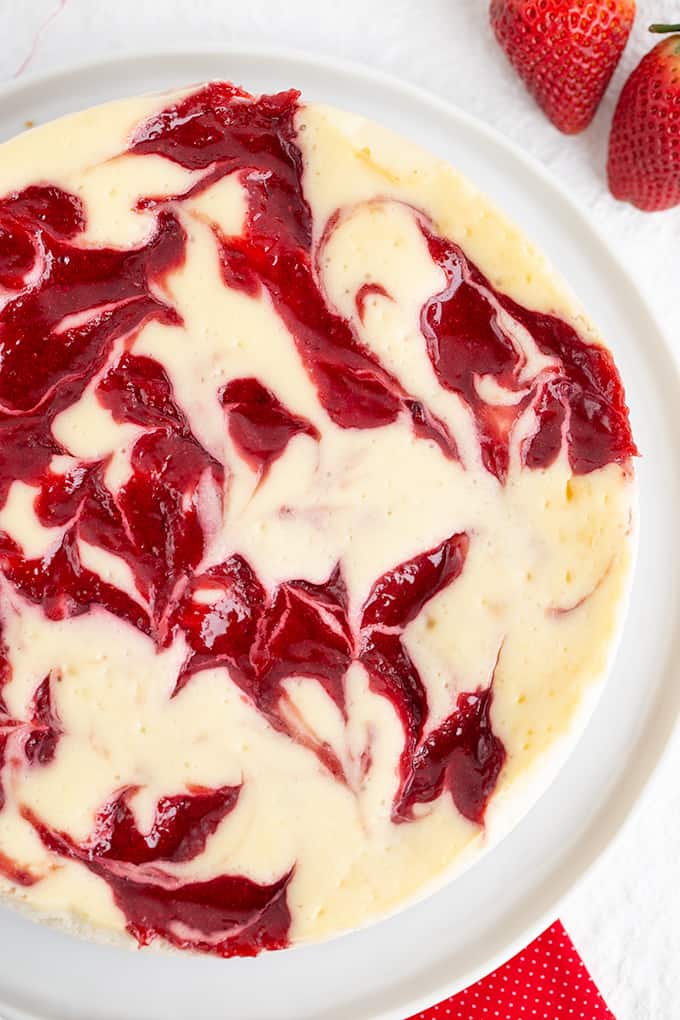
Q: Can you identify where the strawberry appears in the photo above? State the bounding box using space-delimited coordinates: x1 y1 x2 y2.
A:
489 0 636 134
608 25 680 211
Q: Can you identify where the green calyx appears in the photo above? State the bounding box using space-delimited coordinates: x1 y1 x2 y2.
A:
649 23 680 33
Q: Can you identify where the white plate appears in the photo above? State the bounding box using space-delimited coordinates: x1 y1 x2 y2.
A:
0 46 677 1020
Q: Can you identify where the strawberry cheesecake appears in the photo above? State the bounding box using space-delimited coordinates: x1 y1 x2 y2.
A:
0 83 636 956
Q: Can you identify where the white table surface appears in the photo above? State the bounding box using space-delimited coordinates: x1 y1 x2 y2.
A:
0 1 678 1016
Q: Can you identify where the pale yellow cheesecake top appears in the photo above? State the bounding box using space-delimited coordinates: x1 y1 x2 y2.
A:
0 83 635 955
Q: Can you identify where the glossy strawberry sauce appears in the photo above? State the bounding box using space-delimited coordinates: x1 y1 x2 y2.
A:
220 376 320 478
22 786 293 957
0 85 635 955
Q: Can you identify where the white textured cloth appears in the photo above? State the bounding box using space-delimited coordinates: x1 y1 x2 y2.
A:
0 1 678 1016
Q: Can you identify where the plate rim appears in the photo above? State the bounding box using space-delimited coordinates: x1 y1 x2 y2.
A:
0 43 677 1020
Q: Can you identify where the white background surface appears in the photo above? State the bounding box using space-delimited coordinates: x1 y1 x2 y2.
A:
0 2 678 1017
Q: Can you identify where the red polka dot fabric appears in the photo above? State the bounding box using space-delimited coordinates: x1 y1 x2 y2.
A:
407 921 616 1019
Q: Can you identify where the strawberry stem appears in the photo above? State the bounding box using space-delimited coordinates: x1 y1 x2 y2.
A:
649 23 680 33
